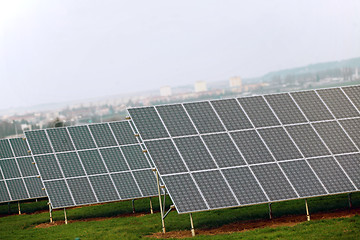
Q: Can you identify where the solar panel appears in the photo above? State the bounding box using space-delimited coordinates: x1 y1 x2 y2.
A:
25 121 158 209
128 85 360 214
0 138 46 204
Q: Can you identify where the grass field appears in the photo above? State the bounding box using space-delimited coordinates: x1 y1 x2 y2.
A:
0 192 359 239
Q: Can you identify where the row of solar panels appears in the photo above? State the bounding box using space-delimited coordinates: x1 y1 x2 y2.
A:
0 121 161 209
1 85 359 215
128 86 360 213
0 138 46 203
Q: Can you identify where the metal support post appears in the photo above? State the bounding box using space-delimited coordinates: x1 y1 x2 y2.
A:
18 201 21 215
132 199 135 214
150 197 153 214
155 170 165 233
190 213 195 237
348 193 352 208
305 199 310 221
162 188 166 214
268 203 272 219
48 202 53 223
8 202 10 214
64 208 68 224
35 198 38 202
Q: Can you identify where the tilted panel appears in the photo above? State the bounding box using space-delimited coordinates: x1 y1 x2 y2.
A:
25 120 158 209
145 139 187 175
258 127 302 161
192 170 238 209
99 147 129 172
0 138 46 203
0 139 15 159
127 107 169 140
9 138 29 157
202 133 246 168
265 93 307 124
279 160 327 197
342 85 360 110
25 130 53 155
335 154 360 189
317 88 359 119
237 96 280 127
308 157 355 193
230 130 274 164
109 121 138 145
340 118 360 148
313 122 358 154
129 85 360 214
222 167 268 204
210 99 253 130
89 175 119 202
291 90 334 121
47 128 75 152
174 136 217 171
183 102 225 134
156 104 197 137
68 126 96 150
88 123 117 148
251 164 298 201
161 174 208 213
285 124 330 158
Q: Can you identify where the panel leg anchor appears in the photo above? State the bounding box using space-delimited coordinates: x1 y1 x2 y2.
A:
190 213 195 237
305 199 310 221
156 170 166 233
48 202 53 223
268 203 272 220
18 201 21 215
150 197 153 214
348 193 352 208
132 199 135 214
64 208 68 224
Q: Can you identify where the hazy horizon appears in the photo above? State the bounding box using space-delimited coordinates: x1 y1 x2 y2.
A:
1 0 359 110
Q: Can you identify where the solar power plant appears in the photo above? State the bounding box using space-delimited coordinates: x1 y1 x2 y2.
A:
128 85 360 214
0 138 46 204
24 121 158 209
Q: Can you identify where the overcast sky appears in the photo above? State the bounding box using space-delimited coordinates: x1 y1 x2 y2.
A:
0 0 359 110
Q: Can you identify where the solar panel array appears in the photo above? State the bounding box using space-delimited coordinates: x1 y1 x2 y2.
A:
25 121 158 209
0 138 46 203
128 85 360 214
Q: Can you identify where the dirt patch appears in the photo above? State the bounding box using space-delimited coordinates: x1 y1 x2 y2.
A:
34 212 147 228
149 207 360 239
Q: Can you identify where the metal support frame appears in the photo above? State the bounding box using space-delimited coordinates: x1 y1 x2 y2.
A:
348 193 352 208
190 213 195 237
155 170 166 233
48 202 53 223
163 205 175 219
162 187 167 215
149 197 153 214
17 201 21 215
8 202 10 214
132 199 135 214
305 199 310 221
268 203 273 219
64 208 68 224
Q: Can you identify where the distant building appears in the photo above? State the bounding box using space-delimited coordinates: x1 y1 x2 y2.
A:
21 124 32 132
243 82 269 92
354 68 359 80
229 76 242 92
160 86 172 97
194 81 207 93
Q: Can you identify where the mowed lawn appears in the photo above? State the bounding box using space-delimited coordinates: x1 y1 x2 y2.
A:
0 192 359 240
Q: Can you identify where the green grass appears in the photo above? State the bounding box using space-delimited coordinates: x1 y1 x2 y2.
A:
0 193 359 239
